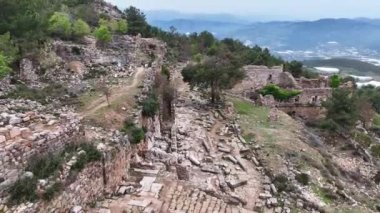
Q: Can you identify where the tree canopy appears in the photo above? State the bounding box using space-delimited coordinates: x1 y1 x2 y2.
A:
323 88 359 130
182 56 245 103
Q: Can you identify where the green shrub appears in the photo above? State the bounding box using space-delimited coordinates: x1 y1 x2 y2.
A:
9 177 38 204
161 66 170 79
42 182 62 201
259 84 301 101
130 127 145 144
121 120 145 144
141 91 159 117
353 131 373 148
94 25 112 44
48 12 72 38
116 19 128 34
0 53 12 78
329 74 342 88
318 119 339 131
27 153 64 179
295 173 310 185
273 174 294 192
371 144 380 157
72 19 91 38
70 143 102 172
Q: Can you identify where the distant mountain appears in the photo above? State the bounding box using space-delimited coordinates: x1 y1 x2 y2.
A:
148 16 380 53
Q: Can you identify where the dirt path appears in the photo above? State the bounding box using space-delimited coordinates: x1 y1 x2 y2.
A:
81 67 145 117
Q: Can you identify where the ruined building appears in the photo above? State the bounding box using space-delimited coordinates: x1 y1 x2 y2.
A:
231 65 332 121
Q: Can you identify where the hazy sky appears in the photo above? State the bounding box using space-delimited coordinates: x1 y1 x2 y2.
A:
107 0 380 20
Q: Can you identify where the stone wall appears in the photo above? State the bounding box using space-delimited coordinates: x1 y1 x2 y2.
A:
278 106 326 121
36 145 129 213
0 99 81 194
232 65 299 96
296 77 329 89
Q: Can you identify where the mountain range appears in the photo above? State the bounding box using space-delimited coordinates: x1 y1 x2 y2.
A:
146 11 380 54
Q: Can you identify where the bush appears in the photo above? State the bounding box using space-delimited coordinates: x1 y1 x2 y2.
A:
371 144 380 157
259 84 301 101
94 25 112 44
70 143 102 172
27 153 64 179
72 19 91 38
353 131 373 148
130 127 145 144
42 182 62 201
0 53 12 78
9 177 38 204
295 173 310 185
121 120 145 144
0 32 18 63
161 66 170 79
273 174 294 192
48 12 72 38
116 19 128 34
329 74 341 88
141 91 159 117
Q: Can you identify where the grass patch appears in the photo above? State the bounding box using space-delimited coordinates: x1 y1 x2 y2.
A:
352 131 373 148
229 97 270 128
373 114 380 127
42 182 63 201
312 185 337 204
6 84 69 105
371 144 380 157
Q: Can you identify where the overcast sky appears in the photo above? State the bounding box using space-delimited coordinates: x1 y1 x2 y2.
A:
107 0 380 20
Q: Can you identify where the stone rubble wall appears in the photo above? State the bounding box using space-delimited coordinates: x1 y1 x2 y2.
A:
37 145 129 213
0 99 81 194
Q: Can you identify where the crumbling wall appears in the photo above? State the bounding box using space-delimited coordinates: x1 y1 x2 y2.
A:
296 77 329 89
0 99 82 193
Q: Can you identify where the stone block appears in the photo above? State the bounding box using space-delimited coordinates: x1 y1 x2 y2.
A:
20 128 32 139
0 135 5 143
9 127 21 139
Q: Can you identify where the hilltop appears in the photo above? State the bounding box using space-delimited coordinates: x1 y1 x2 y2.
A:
0 1 379 213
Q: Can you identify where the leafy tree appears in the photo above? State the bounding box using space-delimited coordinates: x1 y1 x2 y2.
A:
48 12 72 38
94 25 112 45
0 52 12 78
116 19 128 34
0 32 18 62
323 88 359 130
329 74 341 88
284 61 303 78
357 86 380 113
182 56 245 103
124 6 148 36
72 19 90 38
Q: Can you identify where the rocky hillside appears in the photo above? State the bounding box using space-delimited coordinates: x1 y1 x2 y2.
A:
0 1 379 213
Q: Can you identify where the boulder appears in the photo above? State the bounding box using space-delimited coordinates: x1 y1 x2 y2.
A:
0 135 5 143
9 127 21 139
9 116 22 125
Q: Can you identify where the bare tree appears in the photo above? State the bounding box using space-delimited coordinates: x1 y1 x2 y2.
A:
97 76 111 107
